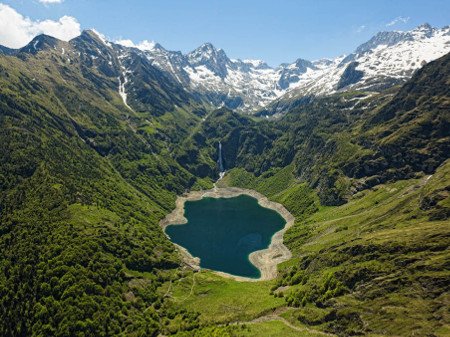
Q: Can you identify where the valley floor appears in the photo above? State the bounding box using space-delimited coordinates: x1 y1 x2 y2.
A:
151 160 450 336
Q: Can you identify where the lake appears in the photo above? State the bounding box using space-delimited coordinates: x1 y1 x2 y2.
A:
165 194 286 278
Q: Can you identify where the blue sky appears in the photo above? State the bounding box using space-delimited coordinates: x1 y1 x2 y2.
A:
1 0 449 65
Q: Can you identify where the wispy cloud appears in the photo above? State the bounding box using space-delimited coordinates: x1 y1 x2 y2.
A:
0 4 80 48
356 25 366 33
386 16 410 27
38 0 64 4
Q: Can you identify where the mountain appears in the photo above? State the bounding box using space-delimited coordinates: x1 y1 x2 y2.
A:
296 23 450 94
195 53 450 335
186 51 450 205
19 34 62 55
3 24 447 115
264 23 450 115
0 27 216 337
121 41 323 113
129 41 286 111
0 45 16 55
115 23 450 115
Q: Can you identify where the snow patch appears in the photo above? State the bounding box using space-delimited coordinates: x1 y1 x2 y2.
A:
91 29 112 48
117 57 132 110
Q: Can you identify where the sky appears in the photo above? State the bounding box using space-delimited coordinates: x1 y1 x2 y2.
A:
0 0 449 66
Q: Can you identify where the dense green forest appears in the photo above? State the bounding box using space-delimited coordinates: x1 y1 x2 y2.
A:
0 32 449 336
0 32 213 337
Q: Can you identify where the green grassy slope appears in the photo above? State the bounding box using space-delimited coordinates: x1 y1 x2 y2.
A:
220 160 449 336
160 271 284 325
219 165 319 220
0 36 212 336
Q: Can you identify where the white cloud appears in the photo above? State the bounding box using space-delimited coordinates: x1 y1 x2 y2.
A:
386 16 410 27
116 38 156 51
116 39 135 48
38 0 64 4
0 4 80 48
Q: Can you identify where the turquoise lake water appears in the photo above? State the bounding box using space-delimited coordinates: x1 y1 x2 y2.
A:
165 195 286 278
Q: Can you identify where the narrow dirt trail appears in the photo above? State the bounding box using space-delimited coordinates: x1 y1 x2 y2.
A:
167 272 197 302
225 307 336 336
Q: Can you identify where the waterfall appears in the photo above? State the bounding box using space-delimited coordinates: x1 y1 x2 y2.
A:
218 141 224 173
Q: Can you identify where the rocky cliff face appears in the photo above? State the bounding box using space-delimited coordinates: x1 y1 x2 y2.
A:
3 24 449 116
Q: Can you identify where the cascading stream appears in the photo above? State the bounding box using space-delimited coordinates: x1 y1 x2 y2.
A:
218 142 225 178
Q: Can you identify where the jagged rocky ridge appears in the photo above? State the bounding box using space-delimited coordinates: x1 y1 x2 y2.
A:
116 23 450 114
265 23 450 115
3 23 448 115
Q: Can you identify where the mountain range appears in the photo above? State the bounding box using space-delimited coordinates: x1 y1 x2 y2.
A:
2 23 449 115
115 23 450 114
118 24 450 113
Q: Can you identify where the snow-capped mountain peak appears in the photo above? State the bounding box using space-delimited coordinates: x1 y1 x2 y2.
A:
84 23 450 114
267 23 450 114
186 43 231 78
188 43 226 62
413 22 435 37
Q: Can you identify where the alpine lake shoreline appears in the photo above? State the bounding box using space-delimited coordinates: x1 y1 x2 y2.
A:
159 185 295 282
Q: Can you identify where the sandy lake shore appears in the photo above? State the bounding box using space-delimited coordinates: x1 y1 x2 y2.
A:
159 186 295 282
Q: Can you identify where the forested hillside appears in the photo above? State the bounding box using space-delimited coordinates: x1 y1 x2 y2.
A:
188 53 450 205
0 32 212 336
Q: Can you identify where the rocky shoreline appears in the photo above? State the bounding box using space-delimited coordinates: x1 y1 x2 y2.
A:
159 187 295 281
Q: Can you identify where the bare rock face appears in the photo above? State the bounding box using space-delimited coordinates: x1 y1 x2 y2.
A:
6 24 449 115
